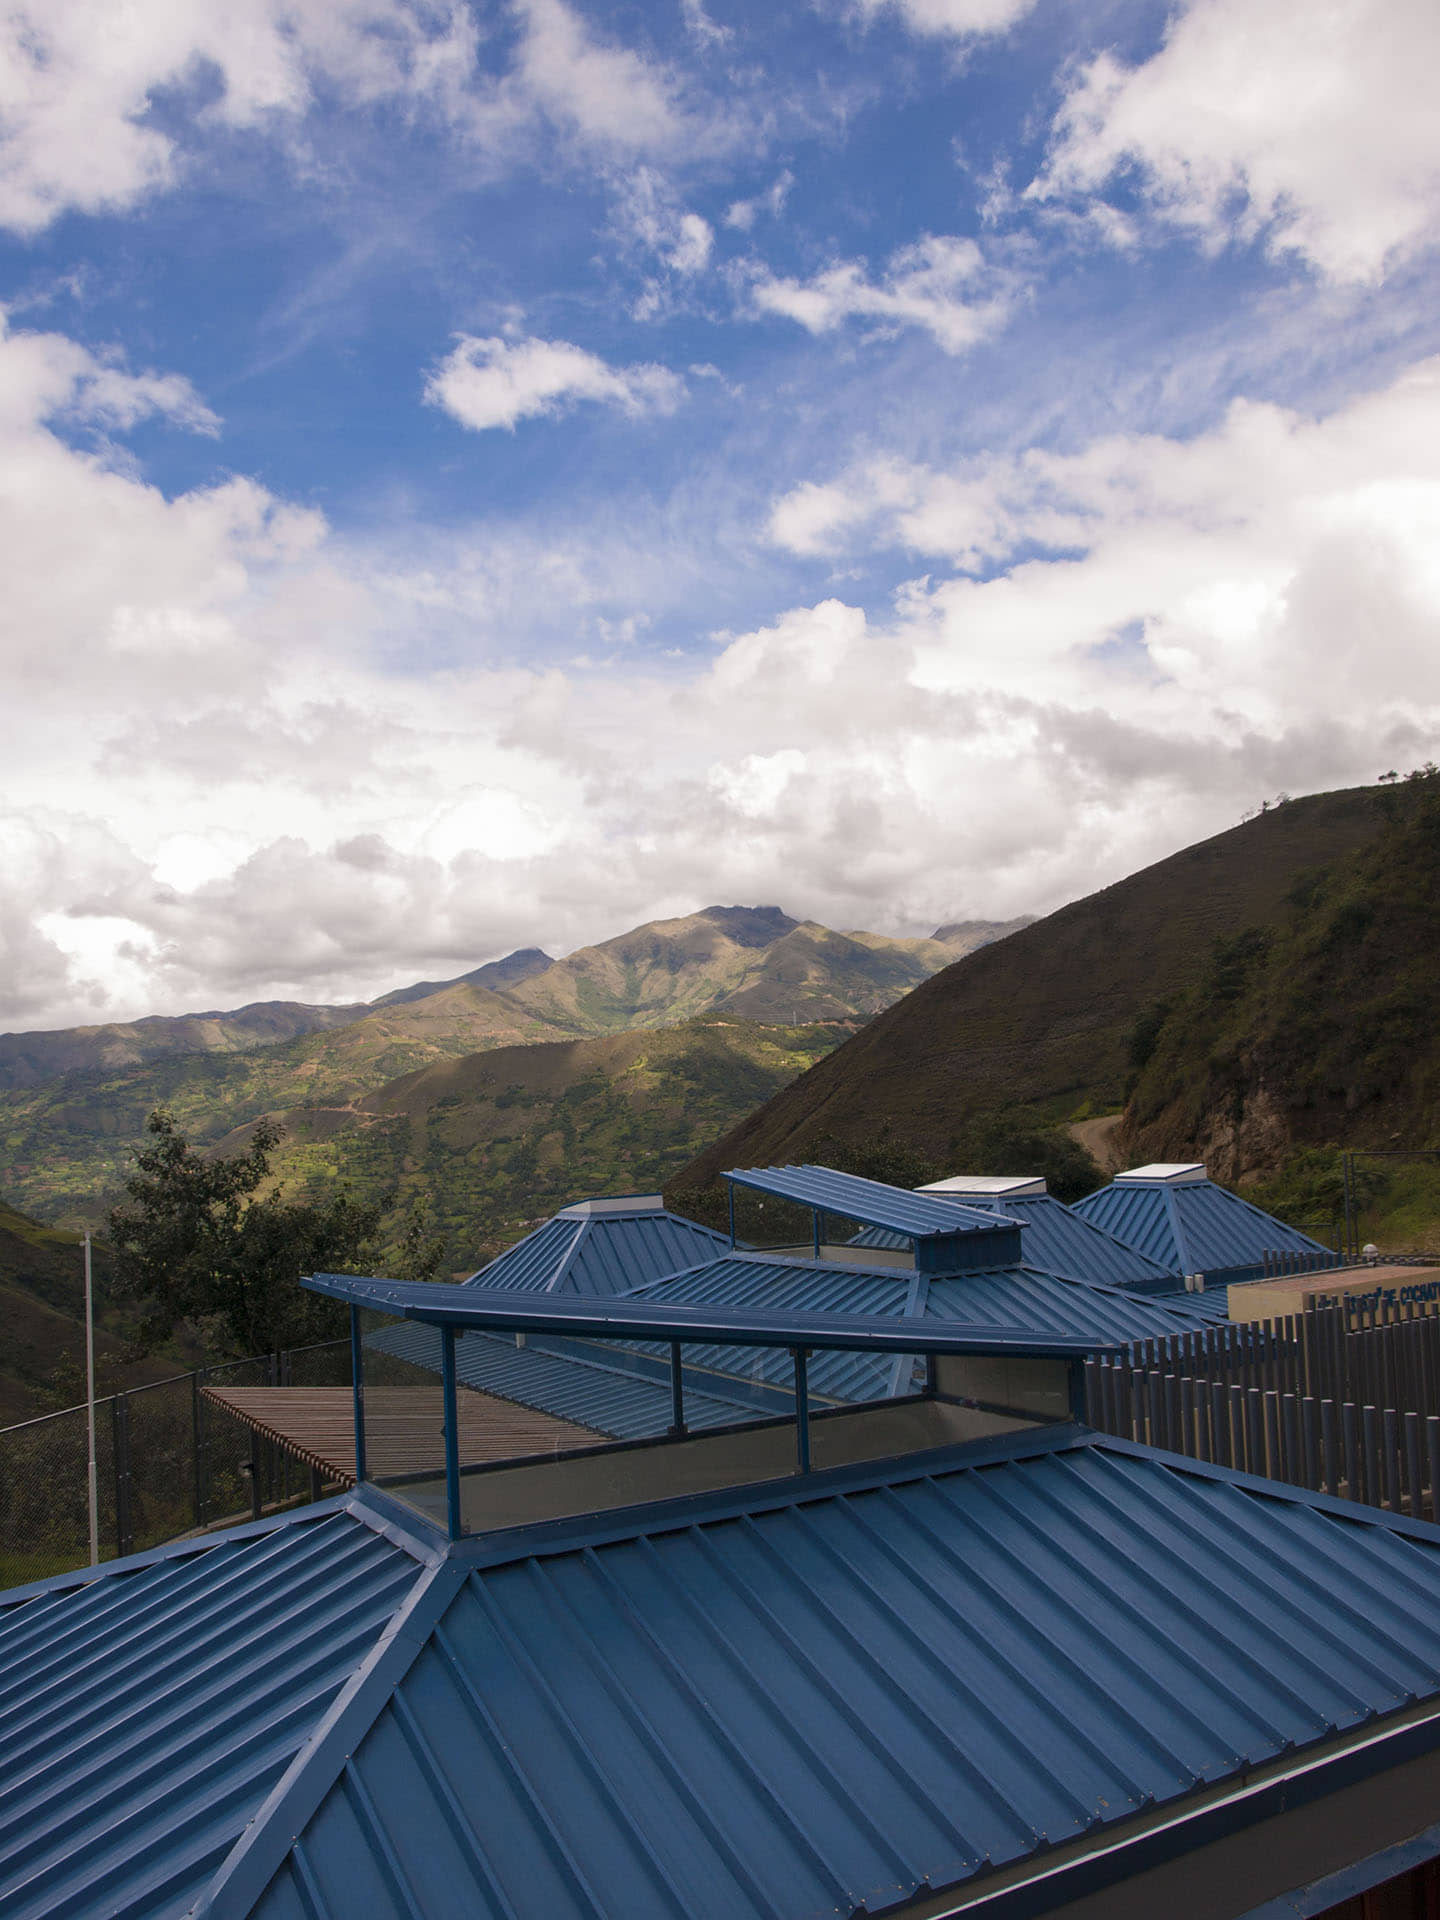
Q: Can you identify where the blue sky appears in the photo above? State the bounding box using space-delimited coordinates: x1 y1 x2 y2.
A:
1 0 1438 1026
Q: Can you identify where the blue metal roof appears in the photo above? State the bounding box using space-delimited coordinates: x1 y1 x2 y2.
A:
724 1164 1019 1238
0 1506 429 1920
854 1192 1180 1289
15 1425 1440 1916
596 1254 1215 1409
308 1272 1116 1357
1146 1283 1235 1323
248 1433 1440 1920
920 1270 1213 1342
368 1322 762 1441
465 1207 727 1297
620 1256 921 1406
1074 1177 1332 1280
358 1250 1213 1438
634 1251 1215 1344
462 1214 581 1290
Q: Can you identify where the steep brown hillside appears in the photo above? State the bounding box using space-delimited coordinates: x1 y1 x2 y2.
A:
671 786 1388 1188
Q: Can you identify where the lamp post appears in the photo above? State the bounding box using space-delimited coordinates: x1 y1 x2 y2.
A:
84 1231 98 1567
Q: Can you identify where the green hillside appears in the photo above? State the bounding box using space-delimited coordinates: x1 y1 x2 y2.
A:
238 1019 843 1268
0 982 575 1224
0 905 1006 1227
1121 771 1440 1228
671 785 1390 1194
0 998 371 1093
0 1202 183 1426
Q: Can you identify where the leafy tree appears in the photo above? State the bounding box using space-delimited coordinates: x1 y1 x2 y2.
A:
393 1191 450 1284
955 1110 1105 1204
1249 1147 1389 1233
108 1110 381 1357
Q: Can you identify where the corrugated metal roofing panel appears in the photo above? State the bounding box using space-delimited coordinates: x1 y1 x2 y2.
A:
1146 1284 1235 1323
557 1212 729 1297
0 1508 425 1920
463 1215 582 1291
636 1252 1214 1356
311 1272 1112 1357
368 1322 758 1440
922 1270 1213 1343
1074 1179 1331 1279
253 1435 1440 1920
994 1195 1178 1288
854 1194 1179 1289
724 1164 1017 1237
622 1255 917 1404
465 1209 727 1297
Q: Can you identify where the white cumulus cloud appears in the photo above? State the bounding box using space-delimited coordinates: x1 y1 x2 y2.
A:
749 234 1009 354
844 0 1035 39
3 311 1440 1031
0 0 719 234
1032 0 1440 283
423 333 685 433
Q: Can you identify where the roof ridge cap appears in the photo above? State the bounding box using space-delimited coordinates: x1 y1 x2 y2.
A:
192 1554 467 1919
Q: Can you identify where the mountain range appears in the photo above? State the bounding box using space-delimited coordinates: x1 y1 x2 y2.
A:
0 906 1026 1225
10 779 1440 1416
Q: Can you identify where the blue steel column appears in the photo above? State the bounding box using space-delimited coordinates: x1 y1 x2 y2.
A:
669 1341 686 1436
442 1326 462 1540
1068 1357 1088 1424
349 1306 367 1484
793 1346 811 1473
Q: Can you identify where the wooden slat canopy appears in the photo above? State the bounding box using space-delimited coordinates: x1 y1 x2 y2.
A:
201 1385 601 1485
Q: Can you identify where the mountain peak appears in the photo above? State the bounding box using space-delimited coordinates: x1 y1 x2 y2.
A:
371 948 554 1010
695 905 799 948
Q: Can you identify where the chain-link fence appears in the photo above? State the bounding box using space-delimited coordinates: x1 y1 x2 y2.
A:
0 1338 351 1589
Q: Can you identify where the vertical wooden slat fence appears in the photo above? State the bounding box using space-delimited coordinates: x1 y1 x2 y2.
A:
1085 1294 1440 1519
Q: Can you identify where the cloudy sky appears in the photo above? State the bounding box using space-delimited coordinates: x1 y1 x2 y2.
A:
2 0 1438 1029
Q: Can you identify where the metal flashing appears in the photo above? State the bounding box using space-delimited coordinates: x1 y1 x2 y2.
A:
18 1414 1440 1919
555 1195 665 1217
1235 1815 1440 1918
919 1176 1048 1199
1115 1164 1209 1185
924 1705 1440 1920
0 1509 425 1920
1093 1430 1440 1548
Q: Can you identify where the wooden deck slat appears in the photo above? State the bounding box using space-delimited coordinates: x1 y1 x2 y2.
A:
201 1385 601 1484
